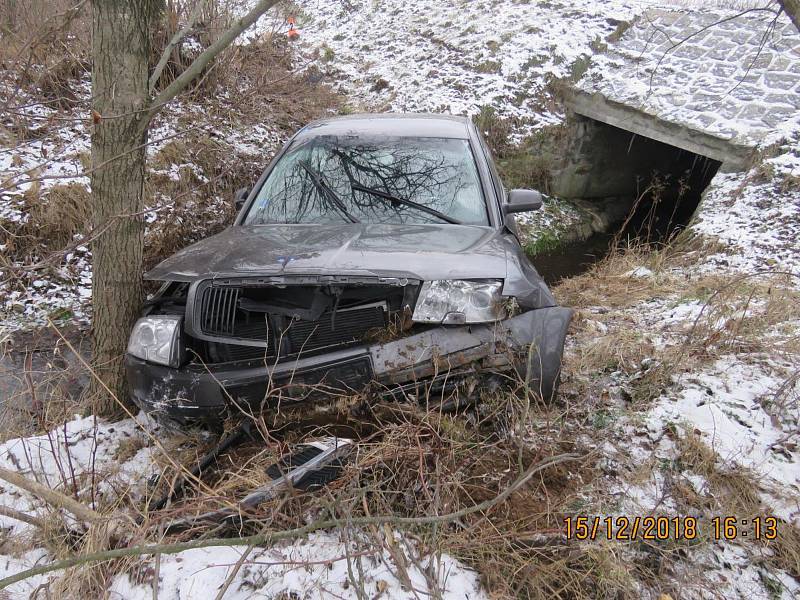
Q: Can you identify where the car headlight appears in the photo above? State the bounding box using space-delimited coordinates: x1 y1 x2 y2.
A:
412 280 506 324
127 315 185 367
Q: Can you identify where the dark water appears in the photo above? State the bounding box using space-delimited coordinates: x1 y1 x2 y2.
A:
531 233 614 285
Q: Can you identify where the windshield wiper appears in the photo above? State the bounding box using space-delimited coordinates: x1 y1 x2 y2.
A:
350 182 463 225
298 160 359 223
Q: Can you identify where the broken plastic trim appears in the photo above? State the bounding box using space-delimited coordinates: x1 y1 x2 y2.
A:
241 437 352 507
161 437 354 531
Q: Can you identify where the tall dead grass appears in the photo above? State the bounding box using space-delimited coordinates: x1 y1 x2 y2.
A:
556 237 800 405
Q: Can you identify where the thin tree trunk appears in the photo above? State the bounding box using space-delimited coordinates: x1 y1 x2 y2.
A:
88 0 280 416
90 0 158 414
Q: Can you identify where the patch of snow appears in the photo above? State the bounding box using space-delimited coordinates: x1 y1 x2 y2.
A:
648 356 800 521
0 549 52 598
693 143 800 280
0 415 488 599
674 541 800 600
625 266 654 278
0 414 159 536
109 532 488 600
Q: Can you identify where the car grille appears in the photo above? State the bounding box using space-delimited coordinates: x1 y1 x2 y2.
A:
196 284 388 362
200 286 240 336
286 305 386 353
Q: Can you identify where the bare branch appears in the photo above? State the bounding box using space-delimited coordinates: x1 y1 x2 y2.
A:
727 7 783 95
0 466 103 525
149 1 205 94
0 452 582 589
150 0 283 118
0 505 47 530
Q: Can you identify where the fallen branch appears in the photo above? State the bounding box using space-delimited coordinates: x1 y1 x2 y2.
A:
0 466 103 525
0 505 47 530
0 452 581 589
149 0 282 118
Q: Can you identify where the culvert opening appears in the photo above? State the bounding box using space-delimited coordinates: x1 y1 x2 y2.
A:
532 118 723 284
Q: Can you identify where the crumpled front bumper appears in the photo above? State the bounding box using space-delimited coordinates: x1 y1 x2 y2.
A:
125 306 572 426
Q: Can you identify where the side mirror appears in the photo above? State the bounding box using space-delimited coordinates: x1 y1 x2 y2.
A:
503 189 543 214
234 187 249 211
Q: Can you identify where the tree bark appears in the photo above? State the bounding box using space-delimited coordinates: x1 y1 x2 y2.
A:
89 0 282 416
90 0 159 414
778 1 800 32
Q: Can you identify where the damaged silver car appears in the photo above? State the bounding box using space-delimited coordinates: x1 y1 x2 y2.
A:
125 114 573 427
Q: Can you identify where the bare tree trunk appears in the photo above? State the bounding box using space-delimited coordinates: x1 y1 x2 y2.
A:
90 0 159 414
778 1 800 31
89 0 281 417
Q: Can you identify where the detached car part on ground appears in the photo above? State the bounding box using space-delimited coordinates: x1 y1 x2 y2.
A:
125 114 572 428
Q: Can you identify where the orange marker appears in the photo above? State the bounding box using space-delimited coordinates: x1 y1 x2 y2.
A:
287 16 299 39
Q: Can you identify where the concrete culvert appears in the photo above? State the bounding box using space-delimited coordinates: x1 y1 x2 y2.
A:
529 115 724 284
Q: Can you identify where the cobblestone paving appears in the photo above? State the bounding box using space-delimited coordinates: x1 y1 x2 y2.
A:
578 8 800 146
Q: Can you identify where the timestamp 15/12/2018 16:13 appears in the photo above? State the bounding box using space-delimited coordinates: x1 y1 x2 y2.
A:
563 515 779 541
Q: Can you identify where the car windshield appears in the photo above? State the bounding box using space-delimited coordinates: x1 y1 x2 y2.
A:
244 135 488 226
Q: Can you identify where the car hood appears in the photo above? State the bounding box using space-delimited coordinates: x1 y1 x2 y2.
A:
145 223 509 282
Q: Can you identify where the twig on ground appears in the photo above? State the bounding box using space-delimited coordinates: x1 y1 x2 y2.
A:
0 466 103 524
0 452 583 589
0 505 47 530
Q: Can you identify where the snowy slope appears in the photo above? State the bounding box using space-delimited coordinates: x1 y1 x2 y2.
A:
0 83 283 330
296 0 666 127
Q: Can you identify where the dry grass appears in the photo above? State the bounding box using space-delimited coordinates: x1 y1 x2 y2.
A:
0 364 615 599
675 430 762 514
555 238 800 409
25 183 90 250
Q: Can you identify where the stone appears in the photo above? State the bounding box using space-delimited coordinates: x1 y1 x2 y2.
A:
761 106 796 128
710 63 737 79
747 52 773 71
571 7 798 152
764 73 797 90
729 84 762 103
764 93 800 109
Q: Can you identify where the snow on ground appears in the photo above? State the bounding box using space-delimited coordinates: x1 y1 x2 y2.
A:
0 80 285 331
672 541 800 600
0 414 159 536
694 136 800 278
640 356 800 521
109 533 486 600
296 0 666 128
0 413 486 599
590 288 800 523
0 549 51 599
570 281 800 598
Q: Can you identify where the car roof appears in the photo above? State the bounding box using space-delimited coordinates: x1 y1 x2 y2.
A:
295 113 472 140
